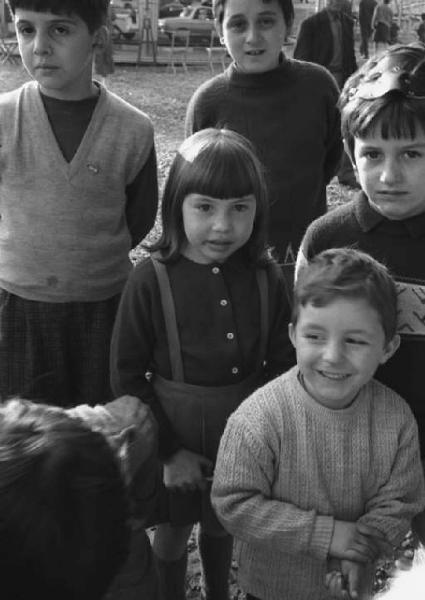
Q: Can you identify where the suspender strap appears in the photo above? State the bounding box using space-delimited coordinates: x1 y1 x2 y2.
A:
151 257 184 382
152 256 270 383
256 268 269 370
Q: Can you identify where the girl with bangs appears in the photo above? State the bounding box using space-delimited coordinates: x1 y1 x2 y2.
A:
110 128 294 600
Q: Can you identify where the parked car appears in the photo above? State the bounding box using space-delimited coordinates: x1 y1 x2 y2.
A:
158 5 215 44
110 0 136 9
159 3 186 19
110 2 138 40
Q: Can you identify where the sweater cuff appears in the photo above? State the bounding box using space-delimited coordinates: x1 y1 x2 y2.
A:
309 515 334 560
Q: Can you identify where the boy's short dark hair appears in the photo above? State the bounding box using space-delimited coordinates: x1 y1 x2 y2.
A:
7 0 109 32
213 0 294 28
340 43 425 157
0 399 129 600
293 248 398 343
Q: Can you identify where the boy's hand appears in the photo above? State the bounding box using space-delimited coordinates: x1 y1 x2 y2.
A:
325 560 364 599
163 448 213 492
325 569 349 599
340 559 364 599
330 520 388 563
355 521 393 559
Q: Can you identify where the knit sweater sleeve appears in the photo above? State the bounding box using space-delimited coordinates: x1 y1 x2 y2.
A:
211 393 334 560
184 74 227 136
357 406 425 546
125 144 159 249
110 259 181 459
322 72 343 184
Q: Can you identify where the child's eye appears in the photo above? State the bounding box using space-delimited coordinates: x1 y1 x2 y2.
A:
258 16 276 28
304 333 322 342
226 18 246 32
17 25 34 36
404 150 421 159
346 337 368 346
363 150 381 160
195 203 212 213
233 203 249 212
52 25 70 36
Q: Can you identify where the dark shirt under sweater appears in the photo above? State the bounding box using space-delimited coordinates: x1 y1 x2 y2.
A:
110 252 295 457
300 192 425 454
185 58 342 262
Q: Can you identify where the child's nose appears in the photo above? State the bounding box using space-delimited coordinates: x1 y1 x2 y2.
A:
212 212 231 231
379 158 403 185
322 339 342 363
33 32 51 55
245 23 261 44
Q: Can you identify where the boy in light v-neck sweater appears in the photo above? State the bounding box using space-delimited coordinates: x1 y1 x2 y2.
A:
1 0 158 407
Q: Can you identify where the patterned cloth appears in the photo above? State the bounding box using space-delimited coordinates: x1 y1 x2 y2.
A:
0 289 120 406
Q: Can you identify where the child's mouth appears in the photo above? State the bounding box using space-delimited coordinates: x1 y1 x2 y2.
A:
318 370 349 381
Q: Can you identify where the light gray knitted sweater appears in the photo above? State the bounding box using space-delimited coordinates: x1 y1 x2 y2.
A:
212 366 425 600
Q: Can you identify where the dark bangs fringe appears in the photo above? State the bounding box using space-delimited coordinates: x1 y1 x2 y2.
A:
8 0 107 30
348 95 425 141
184 151 259 200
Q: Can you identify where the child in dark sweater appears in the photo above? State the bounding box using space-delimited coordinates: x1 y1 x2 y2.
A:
185 0 342 264
298 42 425 460
297 42 425 546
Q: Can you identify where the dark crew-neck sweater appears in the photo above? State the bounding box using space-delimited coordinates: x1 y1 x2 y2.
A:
185 58 342 260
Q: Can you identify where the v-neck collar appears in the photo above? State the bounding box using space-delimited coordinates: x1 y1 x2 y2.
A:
28 81 107 180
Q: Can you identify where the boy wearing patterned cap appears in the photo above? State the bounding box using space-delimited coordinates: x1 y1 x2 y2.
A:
297 42 425 543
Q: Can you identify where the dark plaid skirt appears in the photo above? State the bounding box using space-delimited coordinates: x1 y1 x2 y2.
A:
0 289 121 406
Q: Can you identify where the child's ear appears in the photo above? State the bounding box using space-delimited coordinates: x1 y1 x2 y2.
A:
380 334 400 365
288 323 296 348
93 25 109 50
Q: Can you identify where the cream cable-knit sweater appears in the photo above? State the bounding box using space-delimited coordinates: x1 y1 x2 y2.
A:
212 366 425 600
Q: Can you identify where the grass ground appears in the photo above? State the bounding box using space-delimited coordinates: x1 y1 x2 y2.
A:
0 61 356 599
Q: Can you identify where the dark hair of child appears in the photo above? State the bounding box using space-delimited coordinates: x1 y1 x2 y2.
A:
148 128 272 266
0 398 130 600
213 0 295 29
6 0 109 32
293 247 397 343
339 43 425 158
422 13 425 21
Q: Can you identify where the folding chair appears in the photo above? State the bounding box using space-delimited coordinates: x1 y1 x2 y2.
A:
0 36 19 64
162 29 190 74
206 30 228 73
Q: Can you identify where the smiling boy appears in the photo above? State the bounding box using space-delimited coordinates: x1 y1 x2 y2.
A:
297 44 425 466
212 248 425 600
185 0 342 265
0 0 158 407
